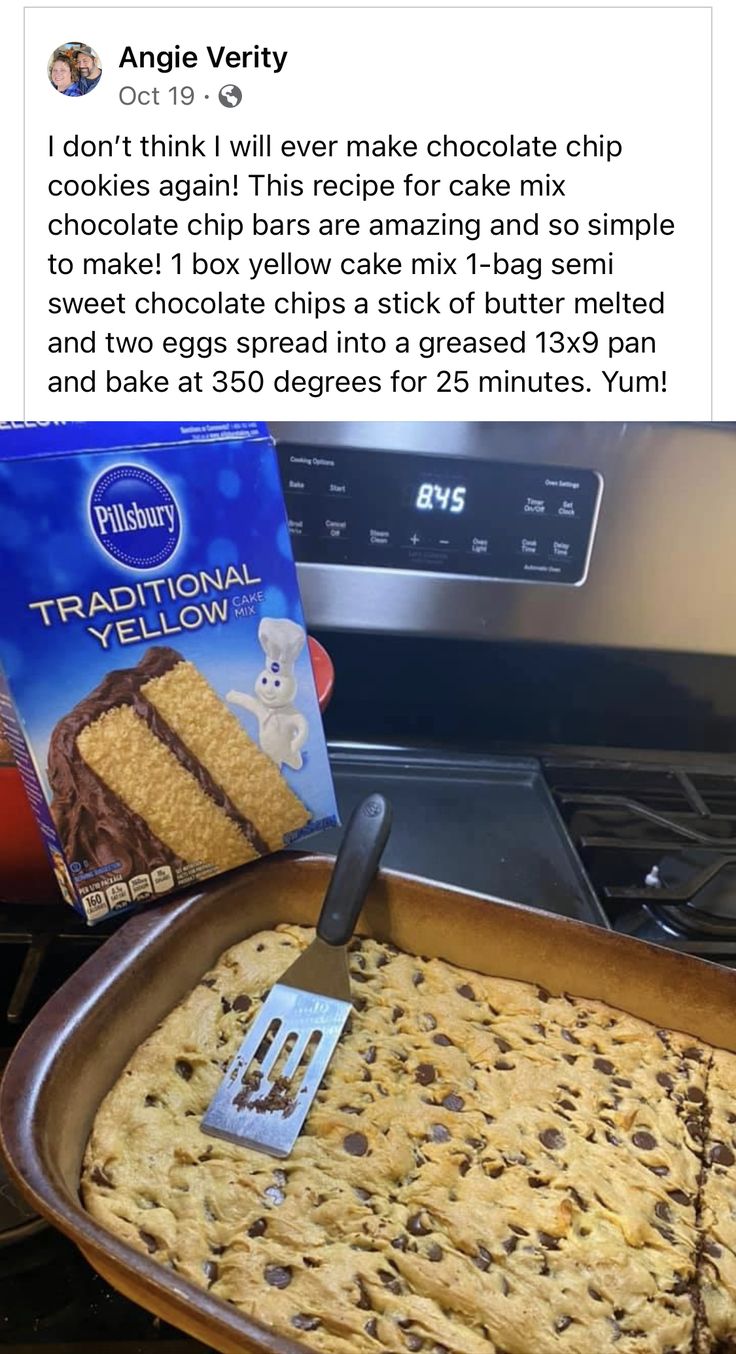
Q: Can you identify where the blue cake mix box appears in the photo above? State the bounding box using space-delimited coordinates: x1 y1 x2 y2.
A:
0 421 339 923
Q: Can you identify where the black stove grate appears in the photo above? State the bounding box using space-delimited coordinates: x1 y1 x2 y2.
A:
543 756 736 946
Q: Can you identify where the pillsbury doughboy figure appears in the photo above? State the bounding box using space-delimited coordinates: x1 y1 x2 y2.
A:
226 617 309 770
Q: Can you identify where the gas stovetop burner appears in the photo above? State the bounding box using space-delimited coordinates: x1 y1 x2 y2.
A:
543 758 736 940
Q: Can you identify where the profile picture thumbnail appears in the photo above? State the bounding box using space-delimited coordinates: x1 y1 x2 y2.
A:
48 42 102 97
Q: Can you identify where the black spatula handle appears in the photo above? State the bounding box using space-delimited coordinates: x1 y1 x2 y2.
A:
317 794 392 947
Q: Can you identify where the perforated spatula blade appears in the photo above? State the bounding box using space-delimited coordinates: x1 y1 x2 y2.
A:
201 793 392 1157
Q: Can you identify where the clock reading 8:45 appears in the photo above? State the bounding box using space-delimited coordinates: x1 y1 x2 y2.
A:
415 483 467 513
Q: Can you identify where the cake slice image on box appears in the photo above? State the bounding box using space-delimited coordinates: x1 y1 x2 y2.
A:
48 645 311 885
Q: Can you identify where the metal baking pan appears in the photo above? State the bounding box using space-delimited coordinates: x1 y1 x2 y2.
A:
2 854 736 1354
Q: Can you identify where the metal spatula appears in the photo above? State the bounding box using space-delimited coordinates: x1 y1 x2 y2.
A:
201 793 392 1157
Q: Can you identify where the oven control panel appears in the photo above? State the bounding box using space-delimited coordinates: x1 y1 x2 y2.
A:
277 447 602 584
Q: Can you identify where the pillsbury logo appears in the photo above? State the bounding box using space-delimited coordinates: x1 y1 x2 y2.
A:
89 464 181 569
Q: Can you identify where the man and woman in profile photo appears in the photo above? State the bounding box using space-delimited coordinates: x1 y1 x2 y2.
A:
49 43 102 97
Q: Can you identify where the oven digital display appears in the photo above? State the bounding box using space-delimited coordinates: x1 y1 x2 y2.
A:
414 482 467 514
277 446 602 584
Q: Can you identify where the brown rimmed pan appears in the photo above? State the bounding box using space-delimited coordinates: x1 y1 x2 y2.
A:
2 853 736 1354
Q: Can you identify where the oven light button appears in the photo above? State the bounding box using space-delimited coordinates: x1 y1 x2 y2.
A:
471 538 489 555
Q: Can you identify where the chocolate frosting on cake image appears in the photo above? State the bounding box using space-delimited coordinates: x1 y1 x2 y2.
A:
48 646 311 884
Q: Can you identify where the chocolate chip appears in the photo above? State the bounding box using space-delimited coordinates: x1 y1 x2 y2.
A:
427 1243 443 1262
593 1058 614 1075
292 1314 320 1331
392 1006 404 1022
562 1054 577 1065
686 1117 704 1142
248 1218 267 1237
555 1316 573 1333
537 987 551 1002
344 1132 369 1157
561 1029 580 1045
656 1225 677 1244
433 1033 453 1047
412 971 425 987
646 1164 670 1177
656 1072 674 1090
200 976 217 988
655 1202 673 1223
203 1260 218 1284
686 1085 705 1103
264 1264 292 1289
710 1143 735 1167
606 1131 621 1147
495 1036 512 1054
90 1165 113 1187
391 1235 408 1251
539 1232 560 1251
528 1176 546 1189
365 1316 378 1337
683 1046 703 1062
510 1224 530 1236
174 1059 193 1080
474 1246 492 1271
429 1123 451 1143
442 1093 464 1112
407 1212 431 1236
540 1128 566 1151
632 1131 657 1151
704 1238 723 1258
502 1235 518 1255
457 983 475 1000
589 1287 603 1302
377 1268 402 1294
569 1188 588 1211
363 1045 377 1065
494 1060 514 1071
558 1099 576 1112
139 1230 159 1253
415 1063 436 1086
356 1278 373 1310
612 1076 632 1088
667 1189 691 1207
220 996 232 1014
406 1337 423 1352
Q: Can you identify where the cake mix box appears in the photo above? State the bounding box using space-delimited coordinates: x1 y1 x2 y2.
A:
0 421 339 923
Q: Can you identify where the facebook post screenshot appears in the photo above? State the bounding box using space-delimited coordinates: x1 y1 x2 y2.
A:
3 6 736 1354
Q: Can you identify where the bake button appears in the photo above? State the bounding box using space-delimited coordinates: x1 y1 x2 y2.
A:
551 540 572 559
105 881 131 910
151 865 175 894
520 537 539 555
287 477 308 493
130 873 154 901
